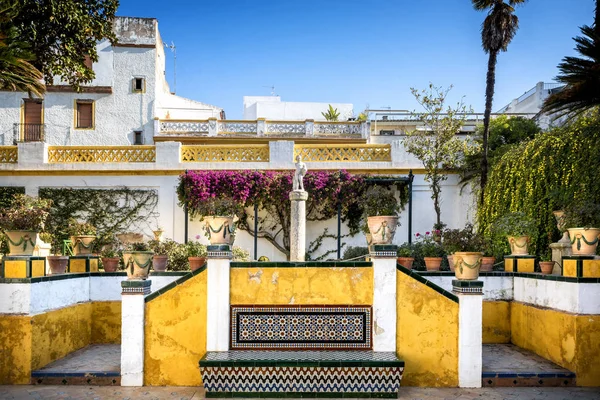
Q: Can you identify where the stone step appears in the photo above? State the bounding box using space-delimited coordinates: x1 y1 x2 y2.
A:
31 344 120 386
482 344 576 387
199 350 404 398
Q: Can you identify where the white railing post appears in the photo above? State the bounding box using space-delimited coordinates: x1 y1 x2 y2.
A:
206 245 232 351
120 280 151 386
361 121 370 140
369 245 398 352
305 120 314 137
155 141 181 168
453 280 483 388
269 141 295 169
154 118 161 136
17 142 48 168
257 118 266 137
208 118 218 137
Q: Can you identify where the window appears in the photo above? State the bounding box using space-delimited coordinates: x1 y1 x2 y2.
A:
134 131 144 145
380 130 395 136
22 99 43 141
132 77 145 93
75 100 94 129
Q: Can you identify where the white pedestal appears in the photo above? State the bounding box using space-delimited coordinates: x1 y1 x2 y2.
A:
206 245 232 351
289 190 308 262
120 280 151 387
453 280 483 388
370 246 397 352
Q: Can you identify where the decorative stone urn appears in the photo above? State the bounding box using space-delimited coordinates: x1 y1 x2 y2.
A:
71 235 95 256
4 230 38 256
47 255 68 274
123 251 153 280
204 216 236 245
568 228 600 256
447 255 455 272
507 236 530 255
453 252 483 280
553 211 571 245
366 216 398 245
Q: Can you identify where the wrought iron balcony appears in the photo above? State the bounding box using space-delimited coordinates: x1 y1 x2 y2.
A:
13 123 45 143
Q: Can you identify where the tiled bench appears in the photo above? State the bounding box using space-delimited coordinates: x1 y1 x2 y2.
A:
199 351 404 398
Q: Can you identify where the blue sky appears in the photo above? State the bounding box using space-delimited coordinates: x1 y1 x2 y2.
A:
117 0 594 119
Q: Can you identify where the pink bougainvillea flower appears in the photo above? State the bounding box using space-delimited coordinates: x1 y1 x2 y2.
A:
426 231 430 235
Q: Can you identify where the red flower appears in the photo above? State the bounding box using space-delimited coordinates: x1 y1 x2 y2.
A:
426 231 430 235
415 233 420 237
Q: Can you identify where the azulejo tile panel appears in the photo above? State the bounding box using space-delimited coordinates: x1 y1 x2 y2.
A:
230 306 372 350
200 366 403 394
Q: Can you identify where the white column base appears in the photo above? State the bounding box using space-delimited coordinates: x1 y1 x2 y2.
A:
120 280 150 387
456 285 483 388
370 247 397 352
207 246 232 352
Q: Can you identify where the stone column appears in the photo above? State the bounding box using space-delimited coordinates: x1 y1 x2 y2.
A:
121 280 151 386
453 280 483 388
369 245 397 352
289 190 308 262
206 245 232 351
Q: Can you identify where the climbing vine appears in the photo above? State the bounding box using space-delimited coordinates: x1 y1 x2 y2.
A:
478 111 600 256
0 187 26 253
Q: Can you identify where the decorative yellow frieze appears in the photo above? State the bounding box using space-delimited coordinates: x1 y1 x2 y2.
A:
48 146 156 163
0 146 18 163
181 145 269 162
294 144 391 162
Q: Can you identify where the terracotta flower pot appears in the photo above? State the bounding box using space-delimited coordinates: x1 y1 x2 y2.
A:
568 228 600 256
539 261 554 275
397 257 414 269
367 216 399 245
47 255 68 275
424 257 442 271
447 255 455 272
4 230 38 256
101 257 120 272
153 255 168 271
508 236 530 255
71 235 96 255
481 256 496 272
123 251 153 280
188 256 206 271
204 216 236 245
453 252 483 280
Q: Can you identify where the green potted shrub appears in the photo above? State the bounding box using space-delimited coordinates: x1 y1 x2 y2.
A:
342 246 370 261
186 240 207 271
66 218 97 256
539 251 555 275
200 198 240 245
491 212 537 256
149 239 177 271
123 242 153 279
563 201 600 256
416 232 445 271
100 247 121 272
232 246 250 261
0 194 51 256
362 186 401 245
45 233 68 275
396 243 414 269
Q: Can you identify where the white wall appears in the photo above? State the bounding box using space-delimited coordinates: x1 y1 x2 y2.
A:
243 96 354 121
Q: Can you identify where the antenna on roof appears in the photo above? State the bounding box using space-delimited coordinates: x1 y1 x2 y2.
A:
165 41 177 94
263 85 276 96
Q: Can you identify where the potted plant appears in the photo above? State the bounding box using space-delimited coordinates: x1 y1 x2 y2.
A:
492 212 537 256
186 239 207 271
201 198 240 245
0 195 51 256
416 232 445 271
397 243 414 269
442 224 486 278
441 227 463 272
66 218 97 256
123 242 153 279
563 201 600 256
149 239 177 271
539 251 555 275
100 247 121 272
480 240 496 272
46 235 68 275
363 186 401 245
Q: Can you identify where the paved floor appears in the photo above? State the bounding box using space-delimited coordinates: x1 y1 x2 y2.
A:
483 344 572 373
1 386 600 399
33 345 120 374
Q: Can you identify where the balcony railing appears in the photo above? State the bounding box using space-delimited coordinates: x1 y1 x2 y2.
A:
48 146 156 163
156 119 368 139
294 144 391 162
13 123 45 143
181 144 269 162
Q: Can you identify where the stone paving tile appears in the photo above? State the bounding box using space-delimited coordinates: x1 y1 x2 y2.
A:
1 386 600 400
34 345 120 373
483 344 572 373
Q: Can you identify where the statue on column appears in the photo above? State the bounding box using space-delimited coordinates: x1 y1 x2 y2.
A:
293 155 307 192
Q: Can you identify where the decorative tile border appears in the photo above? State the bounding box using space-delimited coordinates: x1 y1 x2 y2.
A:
121 279 151 295
230 305 372 350
452 279 483 294
482 371 576 387
31 371 120 386
369 244 398 258
396 265 458 303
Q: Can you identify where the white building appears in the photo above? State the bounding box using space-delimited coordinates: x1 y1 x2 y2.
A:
243 96 354 121
496 81 565 129
0 17 222 146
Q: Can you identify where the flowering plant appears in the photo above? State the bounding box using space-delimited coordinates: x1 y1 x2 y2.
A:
362 185 401 216
441 223 487 253
66 218 97 236
0 194 52 231
414 231 444 257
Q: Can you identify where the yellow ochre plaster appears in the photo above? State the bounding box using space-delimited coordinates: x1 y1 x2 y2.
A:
144 271 207 386
511 301 600 386
91 301 121 344
0 315 32 384
31 260 45 277
483 301 511 344
563 259 578 277
3 260 28 278
396 271 458 387
230 267 373 305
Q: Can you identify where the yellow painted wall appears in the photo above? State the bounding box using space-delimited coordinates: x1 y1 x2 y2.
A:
91 301 121 344
31 302 92 370
396 271 458 387
483 301 511 344
230 267 373 305
145 271 207 386
511 302 600 386
0 316 32 384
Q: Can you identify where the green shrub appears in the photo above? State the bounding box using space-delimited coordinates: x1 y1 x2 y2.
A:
342 246 369 260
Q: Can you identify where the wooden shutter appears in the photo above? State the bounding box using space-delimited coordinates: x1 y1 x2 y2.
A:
77 101 93 128
24 100 42 125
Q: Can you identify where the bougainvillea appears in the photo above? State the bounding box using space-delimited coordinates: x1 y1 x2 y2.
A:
177 170 399 258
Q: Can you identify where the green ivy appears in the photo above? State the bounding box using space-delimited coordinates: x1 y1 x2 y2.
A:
478 111 600 257
0 187 25 254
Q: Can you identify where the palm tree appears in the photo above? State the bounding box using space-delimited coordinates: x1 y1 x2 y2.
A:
473 0 526 202
542 1 600 118
0 1 45 97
